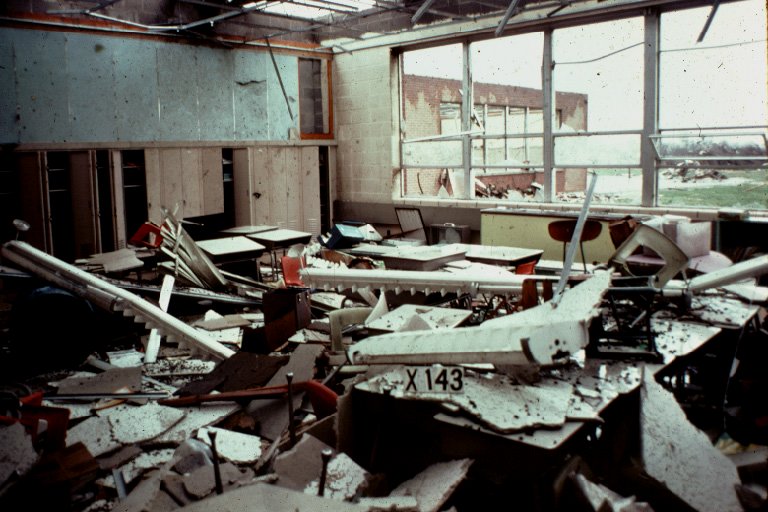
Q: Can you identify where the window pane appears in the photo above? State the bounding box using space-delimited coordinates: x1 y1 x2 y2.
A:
659 0 768 130
299 58 326 134
403 140 463 167
555 134 641 166
658 168 768 209
557 169 643 205
402 44 463 140
554 18 643 132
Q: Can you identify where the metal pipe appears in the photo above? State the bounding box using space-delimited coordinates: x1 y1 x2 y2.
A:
266 38 295 121
208 430 224 495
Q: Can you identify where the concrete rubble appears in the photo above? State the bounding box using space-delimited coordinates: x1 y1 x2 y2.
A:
2 223 768 511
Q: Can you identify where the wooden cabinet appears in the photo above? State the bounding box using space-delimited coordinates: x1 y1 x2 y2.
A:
145 148 225 223
233 146 322 235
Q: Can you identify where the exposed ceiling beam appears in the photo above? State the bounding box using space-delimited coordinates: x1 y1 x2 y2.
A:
411 0 438 23
494 0 524 37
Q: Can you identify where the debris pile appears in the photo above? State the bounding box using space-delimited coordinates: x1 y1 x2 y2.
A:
1 219 768 511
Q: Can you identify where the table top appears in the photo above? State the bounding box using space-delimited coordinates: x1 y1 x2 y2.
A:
219 225 278 236
196 236 266 258
444 243 543 265
247 229 312 249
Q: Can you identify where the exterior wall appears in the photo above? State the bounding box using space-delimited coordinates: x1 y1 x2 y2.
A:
333 47 396 203
402 74 588 137
0 27 299 144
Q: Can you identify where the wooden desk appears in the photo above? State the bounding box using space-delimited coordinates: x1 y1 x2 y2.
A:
220 225 278 236
196 236 266 280
247 229 313 280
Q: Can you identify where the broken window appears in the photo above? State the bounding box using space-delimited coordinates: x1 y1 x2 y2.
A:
299 57 332 139
656 0 768 209
553 16 645 205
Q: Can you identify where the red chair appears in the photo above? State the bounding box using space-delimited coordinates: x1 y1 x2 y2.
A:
280 255 306 287
548 219 602 272
128 222 164 248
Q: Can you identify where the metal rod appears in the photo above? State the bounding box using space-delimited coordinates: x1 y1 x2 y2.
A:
411 0 437 24
552 171 598 304
495 0 523 37
318 448 333 496
286 372 297 447
697 0 721 42
266 38 295 121
208 430 224 495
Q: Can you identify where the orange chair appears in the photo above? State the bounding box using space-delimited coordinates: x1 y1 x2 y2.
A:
280 255 306 287
548 219 602 272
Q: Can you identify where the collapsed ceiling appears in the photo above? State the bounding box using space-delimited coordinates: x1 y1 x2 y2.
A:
0 0 729 51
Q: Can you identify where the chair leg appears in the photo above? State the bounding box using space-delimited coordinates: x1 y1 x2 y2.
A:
580 241 587 273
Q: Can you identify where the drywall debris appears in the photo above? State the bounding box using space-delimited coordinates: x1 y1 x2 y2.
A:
303 451 369 500
176 352 288 396
153 403 240 445
365 304 472 333
98 448 176 488
390 458 473 512
107 349 145 368
182 461 249 499
98 402 185 444
0 423 38 486
274 435 370 500
172 438 213 475
174 482 369 511
357 496 420 511
67 415 121 457
357 369 573 433
570 473 652 512
196 426 263 464
640 371 742 512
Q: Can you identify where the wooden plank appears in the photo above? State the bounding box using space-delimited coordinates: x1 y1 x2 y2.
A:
285 147 301 232
111 151 127 249
201 148 224 216
232 148 252 225
160 148 184 218
69 151 97 259
251 147 272 226
181 148 203 218
144 148 163 224
17 152 47 251
300 146 320 235
270 147 289 229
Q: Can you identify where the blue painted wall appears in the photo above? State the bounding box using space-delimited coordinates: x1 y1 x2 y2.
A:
0 28 299 144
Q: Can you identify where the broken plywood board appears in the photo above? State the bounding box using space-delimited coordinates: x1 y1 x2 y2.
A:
176 352 288 396
57 367 142 396
273 434 370 500
85 248 144 273
246 344 324 441
350 270 610 366
365 304 472 333
193 313 253 331
356 369 574 434
640 371 742 512
196 426 263 464
390 458 473 512
175 482 369 511
143 359 216 379
177 351 290 396
97 402 185 445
